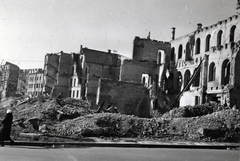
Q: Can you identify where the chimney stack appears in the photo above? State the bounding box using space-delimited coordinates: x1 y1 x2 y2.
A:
171 27 176 40
197 23 202 30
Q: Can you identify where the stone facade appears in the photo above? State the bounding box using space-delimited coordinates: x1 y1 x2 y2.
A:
169 14 240 109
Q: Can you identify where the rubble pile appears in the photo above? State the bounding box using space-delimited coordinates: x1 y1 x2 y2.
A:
0 97 239 143
162 104 214 118
167 109 240 142
51 113 162 138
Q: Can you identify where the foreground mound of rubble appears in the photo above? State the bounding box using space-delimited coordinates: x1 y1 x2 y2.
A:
0 97 239 143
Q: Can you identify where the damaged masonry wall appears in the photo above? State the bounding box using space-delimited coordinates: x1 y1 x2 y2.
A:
97 78 151 118
81 48 128 105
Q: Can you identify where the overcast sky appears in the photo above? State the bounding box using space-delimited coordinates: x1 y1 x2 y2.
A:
0 0 237 69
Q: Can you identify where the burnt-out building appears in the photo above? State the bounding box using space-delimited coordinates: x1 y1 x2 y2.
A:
43 51 77 97
168 2 240 109
79 47 127 104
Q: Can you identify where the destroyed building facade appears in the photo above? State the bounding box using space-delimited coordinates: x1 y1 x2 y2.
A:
14 1 240 116
169 13 240 109
0 62 19 99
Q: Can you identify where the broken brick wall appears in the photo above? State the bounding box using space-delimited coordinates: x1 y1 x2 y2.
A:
97 79 151 118
120 60 157 83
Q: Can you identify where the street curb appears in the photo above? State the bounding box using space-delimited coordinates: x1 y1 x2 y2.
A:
4 141 240 149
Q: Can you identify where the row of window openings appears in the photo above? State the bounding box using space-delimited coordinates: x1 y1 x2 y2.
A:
27 91 41 96
69 90 80 98
28 83 43 88
177 61 230 91
29 76 42 82
70 78 83 87
171 26 237 61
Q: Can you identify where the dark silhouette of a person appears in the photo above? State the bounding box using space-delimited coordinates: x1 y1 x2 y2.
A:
0 110 14 146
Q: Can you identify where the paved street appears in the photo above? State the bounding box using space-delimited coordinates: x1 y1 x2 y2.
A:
0 146 239 161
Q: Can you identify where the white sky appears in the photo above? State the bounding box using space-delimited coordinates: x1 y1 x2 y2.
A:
0 0 237 69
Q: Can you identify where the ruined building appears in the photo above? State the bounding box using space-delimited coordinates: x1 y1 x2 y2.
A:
40 1 240 117
95 35 171 117
43 51 77 97
167 3 240 109
17 68 44 96
26 69 44 97
0 62 19 99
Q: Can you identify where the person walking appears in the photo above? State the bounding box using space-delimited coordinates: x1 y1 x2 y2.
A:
0 109 14 146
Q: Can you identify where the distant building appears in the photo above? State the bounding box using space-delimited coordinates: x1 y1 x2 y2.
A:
26 69 44 97
17 69 28 95
0 62 20 99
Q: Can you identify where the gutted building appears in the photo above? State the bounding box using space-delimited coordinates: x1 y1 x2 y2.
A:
168 4 240 109
79 47 127 104
43 51 77 97
0 62 20 99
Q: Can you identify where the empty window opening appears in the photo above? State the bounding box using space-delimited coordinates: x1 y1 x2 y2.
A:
195 38 201 54
193 69 200 87
221 59 230 85
184 70 191 91
157 52 161 64
157 50 165 64
178 45 183 59
195 96 200 105
217 30 223 47
230 25 236 42
185 42 192 60
171 47 175 62
142 77 146 85
209 62 216 81
205 34 211 52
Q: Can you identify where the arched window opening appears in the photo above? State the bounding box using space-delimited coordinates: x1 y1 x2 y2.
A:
185 42 191 60
193 69 200 87
209 62 216 81
177 72 182 92
171 47 175 62
195 38 201 54
230 25 236 42
184 70 191 91
205 34 211 52
178 44 183 59
217 30 223 47
221 60 230 85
